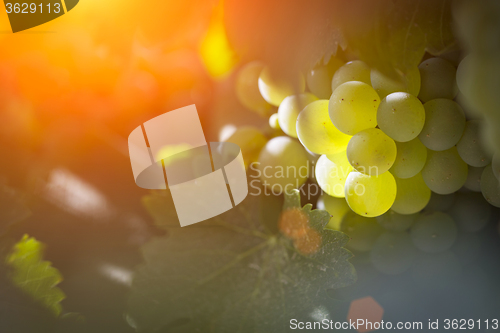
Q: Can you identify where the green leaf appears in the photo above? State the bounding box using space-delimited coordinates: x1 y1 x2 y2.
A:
127 190 356 332
6 235 65 317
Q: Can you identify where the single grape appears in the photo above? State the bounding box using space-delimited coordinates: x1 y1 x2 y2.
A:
392 173 431 215
456 55 472 96
235 61 272 116
418 99 466 151
456 120 492 167
307 57 344 99
390 138 427 179
370 66 421 99
340 211 384 252
224 126 267 168
377 92 425 142
492 153 500 180
418 57 458 102
344 170 397 217
449 192 491 232
370 231 418 275
268 113 280 130
329 81 380 135
315 154 352 198
424 192 456 212
316 192 350 230
376 210 417 231
277 93 318 138
410 211 458 253
346 128 397 175
331 60 371 93
480 165 500 207
258 66 305 106
296 100 351 155
421 147 468 194
257 136 309 189
464 166 484 192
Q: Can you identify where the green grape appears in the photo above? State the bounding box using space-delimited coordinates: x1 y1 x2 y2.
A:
329 81 380 135
235 61 272 116
410 211 458 253
370 231 418 275
316 192 350 230
376 210 417 231
392 174 431 215
390 138 427 179
377 92 425 142
268 113 280 130
456 120 492 167
346 128 397 176
340 211 384 252
258 66 305 106
492 153 500 180
370 66 421 99
257 136 309 189
464 166 483 192
480 165 500 207
456 55 471 95
307 57 344 99
224 126 267 168
449 192 491 232
315 154 352 198
296 100 351 155
277 93 318 138
421 147 468 194
418 57 458 102
418 99 466 151
424 192 456 212
344 170 397 217
331 60 371 93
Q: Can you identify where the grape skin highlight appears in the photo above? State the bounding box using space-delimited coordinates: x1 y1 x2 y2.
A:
258 66 305 106
315 154 352 198
277 93 318 138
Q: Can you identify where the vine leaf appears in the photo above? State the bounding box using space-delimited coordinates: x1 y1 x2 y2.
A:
6 235 65 317
127 190 356 332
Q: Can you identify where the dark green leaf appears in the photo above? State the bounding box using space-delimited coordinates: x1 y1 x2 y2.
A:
127 190 355 332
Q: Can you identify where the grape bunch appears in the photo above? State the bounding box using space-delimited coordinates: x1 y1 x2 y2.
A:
230 53 500 224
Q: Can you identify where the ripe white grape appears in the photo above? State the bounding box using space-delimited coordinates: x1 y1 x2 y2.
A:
480 165 500 208
224 126 267 168
296 100 351 155
377 92 425 142
421 147 468 195
329 81 380 135
331 60 371 93
269 113 280 129
424 192 456 212
315 154 352 198
390 138 427 179
418 57 458 102
316 192 350 230
344 170 397 217
340 211 384 252
370 231 418 275
307 57 344 99
258 66 305 106
391 173 431 215
464 166 483 192
277 93 318 138
376 210 417 231
235 61 272 116
346 128 397 176
449 192 491 233
418 99 466 151
257 136 309 189
410 211 458 253
456 120 492 167
370 66 421 99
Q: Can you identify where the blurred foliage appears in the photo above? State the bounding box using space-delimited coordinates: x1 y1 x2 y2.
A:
127 190 356 332
6 235 65 317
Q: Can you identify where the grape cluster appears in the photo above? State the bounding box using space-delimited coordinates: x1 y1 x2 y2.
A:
232 54 500 222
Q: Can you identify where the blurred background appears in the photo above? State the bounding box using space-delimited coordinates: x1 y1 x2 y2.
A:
0 0 499 332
